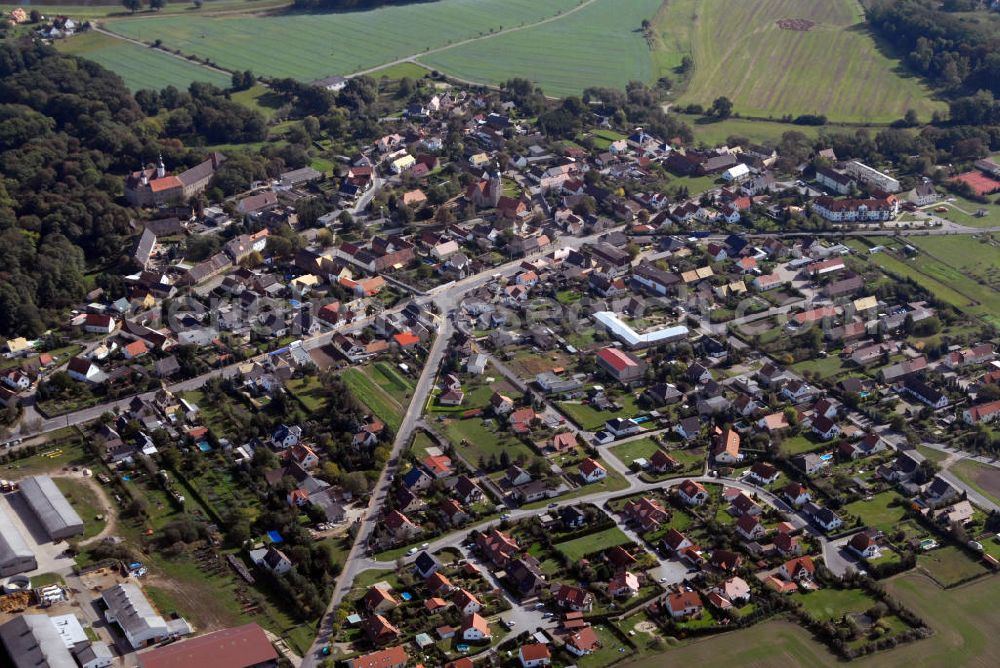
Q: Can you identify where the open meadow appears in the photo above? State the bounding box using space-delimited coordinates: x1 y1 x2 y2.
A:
668 0 945 122
55 30 230 91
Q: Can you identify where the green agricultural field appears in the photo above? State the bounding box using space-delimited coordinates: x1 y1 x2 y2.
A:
949 459 1000 508
627 572 1000 667
0 0 290 20
871 236 1000 328
105 0 582 82
342 367 405 431
846 239 981 316
56 31 230 91
421 0 663 98
670 0 945 123
555 526 631 561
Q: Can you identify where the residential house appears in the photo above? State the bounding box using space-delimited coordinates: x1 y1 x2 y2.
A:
452 589 483 616
735 515 767 541
778 556 815 582
903 377 948 409
665 590 703 619
554 584 593 612
384 510 421 542
362 615 401 645
782 483 811 507
677 479 709 507
519 643 552 668
623 497 670 532
609 571 640 598
848 531 881 560
712 428 742 465
747 462 780 486
570 459 608 488
362 586 399 614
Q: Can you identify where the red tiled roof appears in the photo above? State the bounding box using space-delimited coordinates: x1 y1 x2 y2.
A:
596 346 637 372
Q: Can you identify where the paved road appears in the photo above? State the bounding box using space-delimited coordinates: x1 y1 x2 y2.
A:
303 312 454 665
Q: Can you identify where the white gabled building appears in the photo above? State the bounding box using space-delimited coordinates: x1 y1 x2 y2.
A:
813 196 898 222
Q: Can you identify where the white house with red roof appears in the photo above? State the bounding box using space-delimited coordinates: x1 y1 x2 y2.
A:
578 458 607 484
676 479 709 506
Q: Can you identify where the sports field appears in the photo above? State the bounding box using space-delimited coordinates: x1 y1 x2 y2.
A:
420 0 663 98
105 0 582 82
669 0 945 122
56 31 230 91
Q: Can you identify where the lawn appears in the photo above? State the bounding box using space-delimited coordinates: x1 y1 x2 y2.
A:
791 355 848 380
421 0 664 98
106 0 583 82
555 526 631 561
949 459 1000 508
916 445 948 465
611 437 662 467
675 113 823 146
557 393 643 431
844 492 909 534
571 623 633 668
285 375 327 413
1 429 89 477
917 545 989 587
792 587 876 621
230 84 286 120
779 433 826 456
342 367 405 431
56 31 230 92
441 416 536 469
931 195 1000 229
669 0 945 123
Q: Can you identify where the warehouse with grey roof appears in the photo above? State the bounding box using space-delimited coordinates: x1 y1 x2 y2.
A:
0 615 77 668
19 476 84 541
0 503 36 576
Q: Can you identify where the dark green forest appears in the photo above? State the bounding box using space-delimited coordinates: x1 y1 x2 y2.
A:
0 42 269 338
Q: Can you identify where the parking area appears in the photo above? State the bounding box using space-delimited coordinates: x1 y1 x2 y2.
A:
0 491 75 576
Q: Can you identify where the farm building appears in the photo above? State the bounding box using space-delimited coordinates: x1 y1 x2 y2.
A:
0 615 77 668
102 583 188 648
19 476 84 541
137 623 278 668
0 504 36 577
